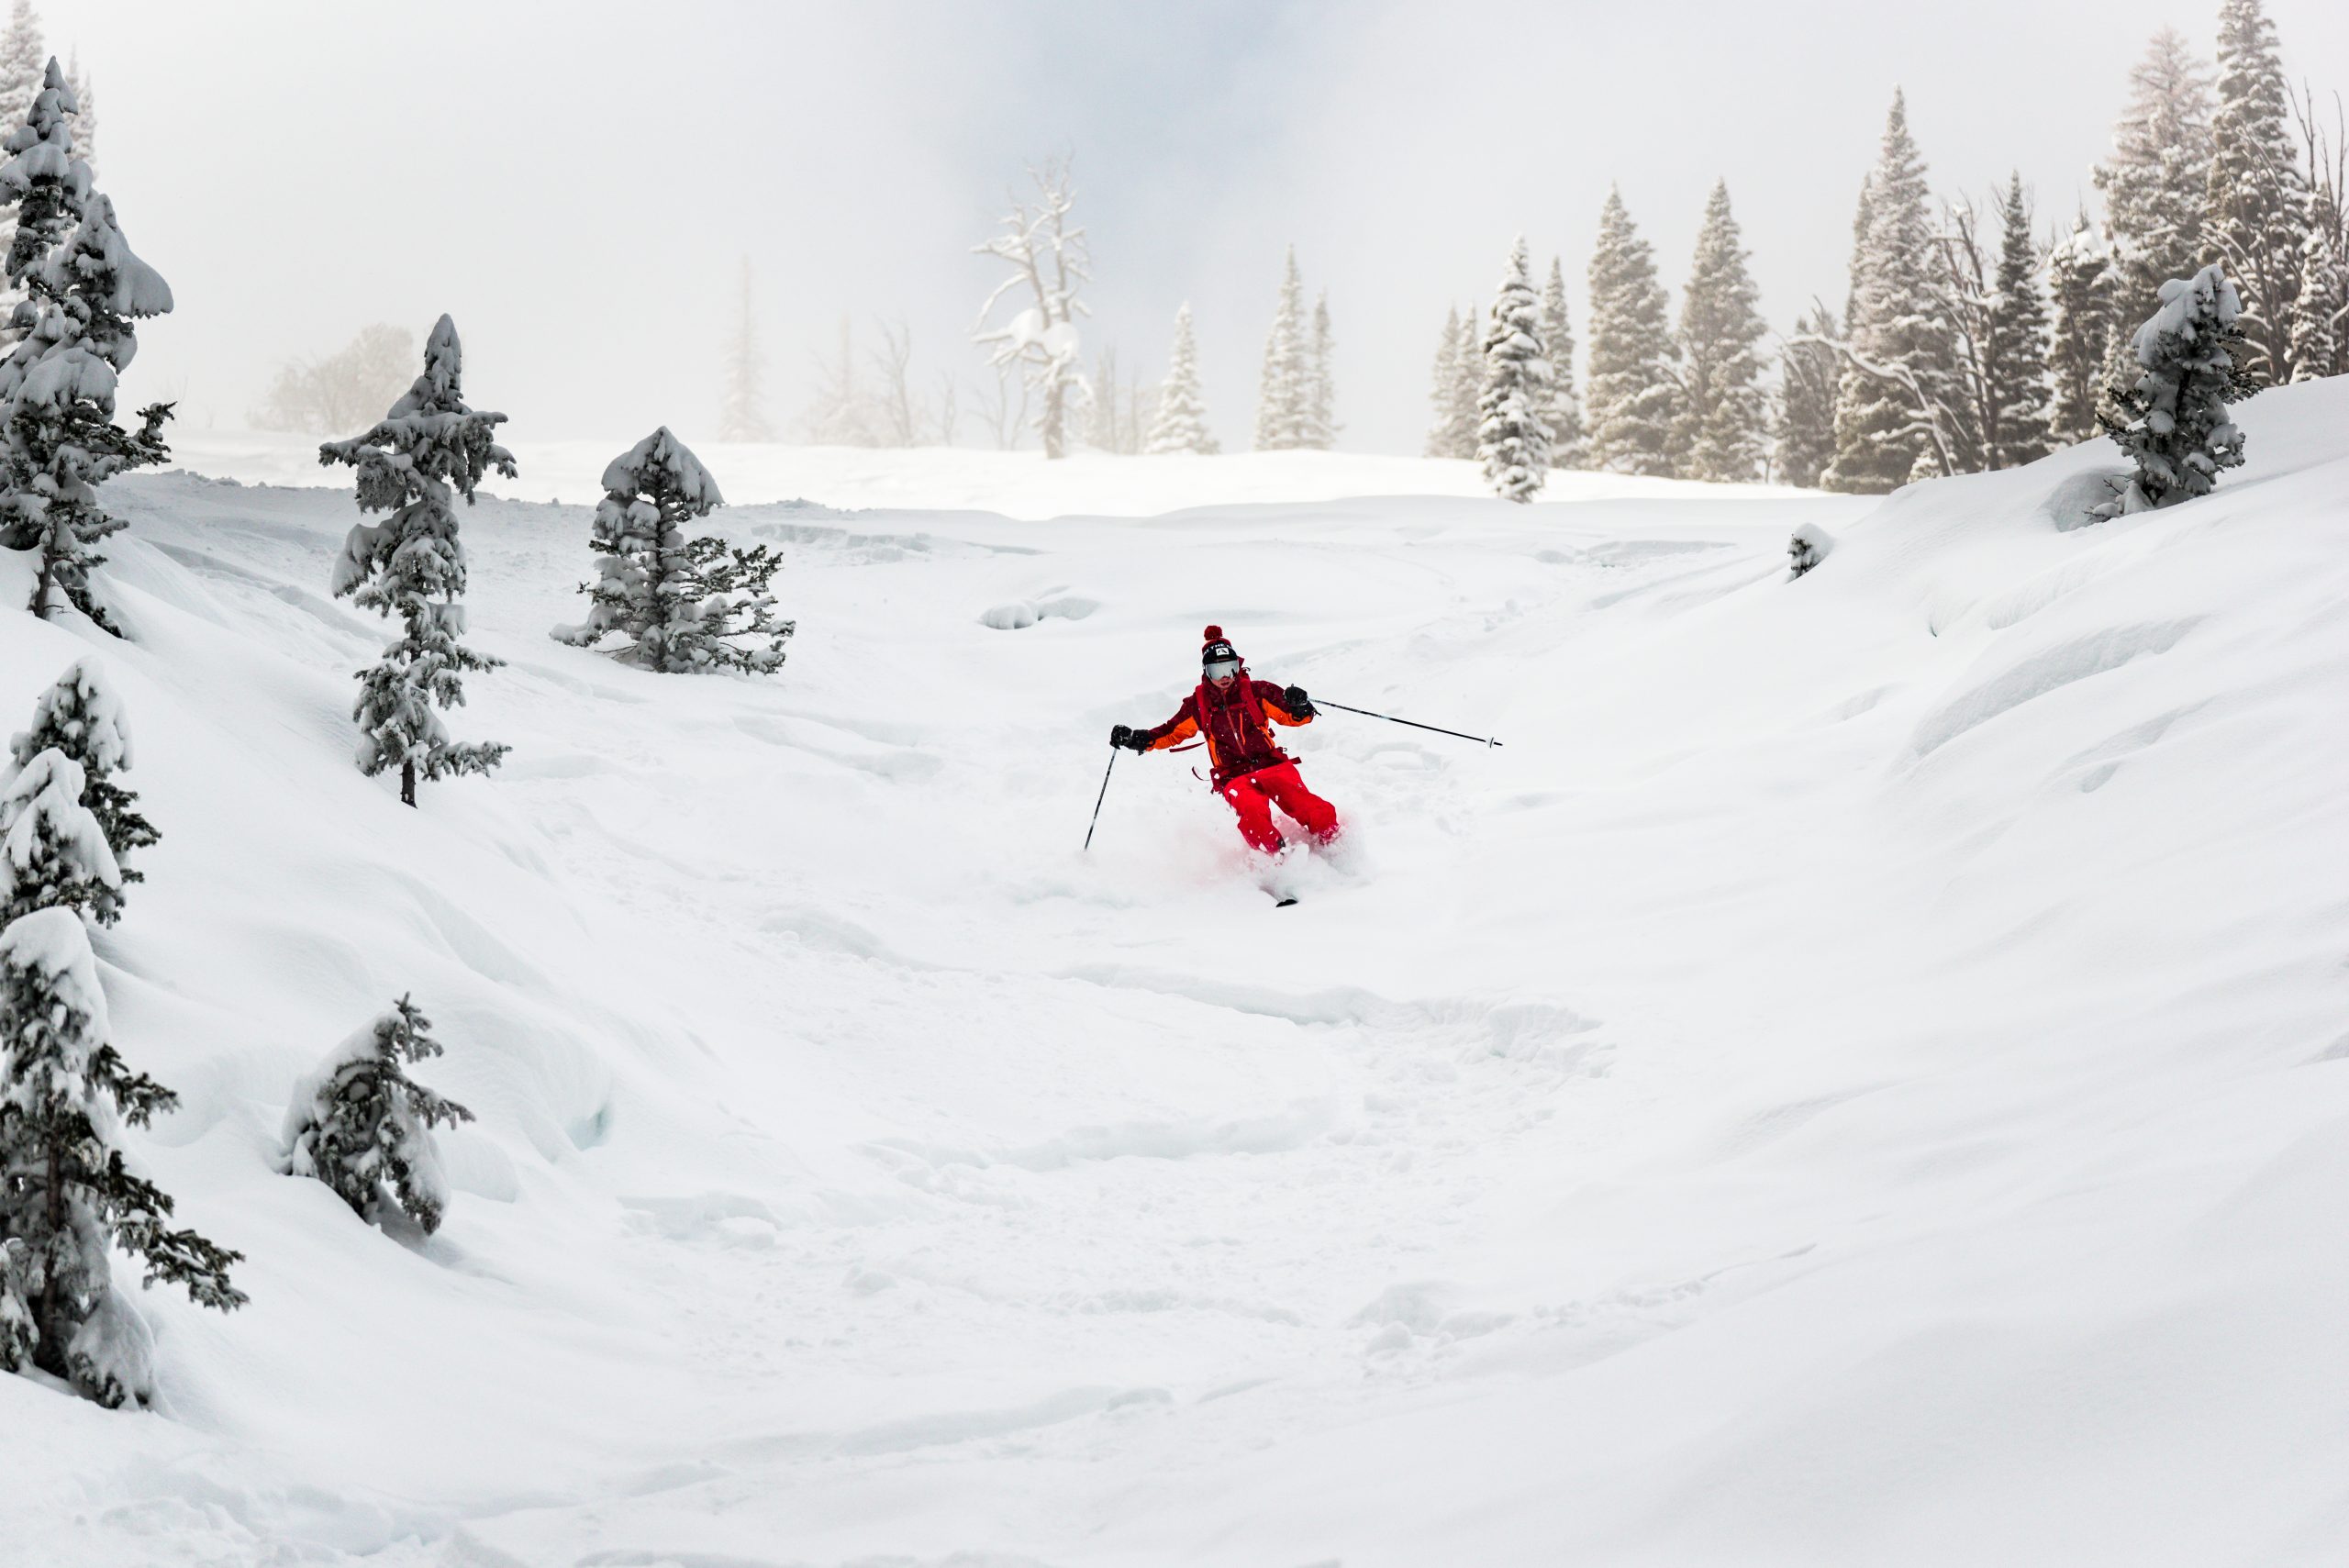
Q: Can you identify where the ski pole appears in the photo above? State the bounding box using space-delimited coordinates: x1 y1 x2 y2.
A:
1315 699 1503 749
1082 746 1119 851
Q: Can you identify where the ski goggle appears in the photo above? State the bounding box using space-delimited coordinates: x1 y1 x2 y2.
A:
1204 658 1241 681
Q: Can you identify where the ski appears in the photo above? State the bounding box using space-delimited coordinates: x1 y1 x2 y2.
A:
1273 895 1299 907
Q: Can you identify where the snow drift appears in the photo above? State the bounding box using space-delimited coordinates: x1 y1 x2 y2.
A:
5 378 2347 1566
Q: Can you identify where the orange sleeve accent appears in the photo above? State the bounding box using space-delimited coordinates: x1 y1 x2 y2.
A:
1147 715 1200 751
1258 680 1312 727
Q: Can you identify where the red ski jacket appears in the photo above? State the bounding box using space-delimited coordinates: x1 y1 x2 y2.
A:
1137 676 1314 787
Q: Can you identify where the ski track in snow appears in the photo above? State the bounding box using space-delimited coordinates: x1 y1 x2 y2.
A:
8 394 2349 1566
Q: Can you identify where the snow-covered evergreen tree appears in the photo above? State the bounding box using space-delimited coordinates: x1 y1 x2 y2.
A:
61 50 86 181
553 427 793 673
1145 302 1217 454
2288 159 2345 381
0 61 173 630
1452 308 1483 455
1538 256 1586 468
1675 179 1770 483
8 658 150 921
2095 28 2215 328
320 316 512 807
0 747 115 927
1475 236 1552 503
718 259 772 442
1585 187 1681 476
1776 302 1842 488
2047 211 2121 443
1303 288 1335 450
282 995 474 1236
2203 0 2308 385
1255 247 1309 450
0 0 39 331
1424 306 1468 458
0 906 243 1407
1984 173 2054 468
973 159 1089 461
1786 520 1835 578
1825 91 1962 491
2098 263 2248 514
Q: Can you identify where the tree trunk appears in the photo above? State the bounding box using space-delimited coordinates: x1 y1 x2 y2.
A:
400 760 417 807
1041 378 1066 460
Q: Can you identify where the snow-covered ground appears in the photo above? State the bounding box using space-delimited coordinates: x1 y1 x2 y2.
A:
163 427 1798 517
11 382 2349 1566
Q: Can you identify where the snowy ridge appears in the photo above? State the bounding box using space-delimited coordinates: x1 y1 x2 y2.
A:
6 378 2348 1565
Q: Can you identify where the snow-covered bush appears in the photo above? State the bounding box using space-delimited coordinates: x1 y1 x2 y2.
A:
319 315 513 806
283 995 474 1235
0 59 173 632
552 428 793 673
1476 236 1553 503
0 747 117 926
1787 520 1836 579
10 657 153 913
0 906 244 1407
2096 263 2248 517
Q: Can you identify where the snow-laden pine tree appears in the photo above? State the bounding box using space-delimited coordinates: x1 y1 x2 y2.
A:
283 995 474 1236
1538 256 1586 469
0 62 173 630
8 659 150 922
1424 306 1467 458
320 316 512 807
2047 211 2121 443
718 259 772 442
973 159 1089 460
553 427 793 673
2095 28 2215 328
0 0 38 331
1826 91 1963 491
1984 174 2054 468
1776 302 1842 488
1145 302 1217 454
2288 150 2345 381
1675 180 1771 483
61 50 85 179
0 747 116 927
2203 0 2308 386
1255 248 1309 450
2098 263 2247 515
1452 309 1483 454
1475 236 1552 503
1303 289 1335 450
0 906 244 1407
1585 188 1681 476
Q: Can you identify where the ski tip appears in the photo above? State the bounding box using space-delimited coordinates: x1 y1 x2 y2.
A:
1274 895 1299 907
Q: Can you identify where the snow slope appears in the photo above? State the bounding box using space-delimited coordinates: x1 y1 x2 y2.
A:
163 427 1800 517
7 381 2348 1566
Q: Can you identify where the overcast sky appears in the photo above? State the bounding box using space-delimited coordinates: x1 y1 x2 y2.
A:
38 0 2349 459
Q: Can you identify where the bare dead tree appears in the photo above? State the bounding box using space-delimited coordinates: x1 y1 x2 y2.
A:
252 324 416 434
972 157 1090 459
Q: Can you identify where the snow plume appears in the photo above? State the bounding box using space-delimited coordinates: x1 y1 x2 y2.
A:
552 427 794 673
283 995 474 1237
0 906 244 1407
319 314 514 805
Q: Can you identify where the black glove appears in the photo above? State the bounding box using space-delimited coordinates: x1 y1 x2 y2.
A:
1284 684 1315 717
1110 724 1140 751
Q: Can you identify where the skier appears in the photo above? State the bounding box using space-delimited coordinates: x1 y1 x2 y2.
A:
1110 626 1342 856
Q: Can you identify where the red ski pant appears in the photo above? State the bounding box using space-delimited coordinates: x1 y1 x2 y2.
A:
1218 762 1341 855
